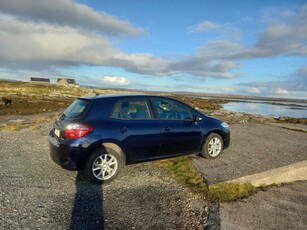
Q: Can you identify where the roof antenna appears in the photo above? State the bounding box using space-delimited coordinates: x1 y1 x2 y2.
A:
91 87 100 96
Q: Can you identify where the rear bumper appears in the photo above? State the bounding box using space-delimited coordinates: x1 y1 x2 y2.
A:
49 134 86 171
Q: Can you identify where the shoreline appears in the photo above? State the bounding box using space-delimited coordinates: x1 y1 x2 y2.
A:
202 109 307 125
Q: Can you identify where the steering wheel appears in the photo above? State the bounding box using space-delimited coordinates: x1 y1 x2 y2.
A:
165 111 180 119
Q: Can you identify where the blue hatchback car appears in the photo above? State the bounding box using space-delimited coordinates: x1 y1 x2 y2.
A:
49 94 230 184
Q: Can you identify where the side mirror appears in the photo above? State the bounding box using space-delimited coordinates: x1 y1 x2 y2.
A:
193 115 203 122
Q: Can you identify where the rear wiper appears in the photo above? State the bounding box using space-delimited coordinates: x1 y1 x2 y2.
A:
58 113 66 121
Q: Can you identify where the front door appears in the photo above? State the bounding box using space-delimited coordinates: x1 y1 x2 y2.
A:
151 98 202 156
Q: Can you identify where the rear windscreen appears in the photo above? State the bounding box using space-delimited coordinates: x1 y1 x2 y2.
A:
64 99 91 118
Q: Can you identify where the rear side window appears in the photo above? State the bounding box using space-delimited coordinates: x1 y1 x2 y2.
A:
64 99 91 118
111 100 152 119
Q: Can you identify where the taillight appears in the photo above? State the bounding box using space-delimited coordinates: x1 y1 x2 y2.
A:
64 123 93 139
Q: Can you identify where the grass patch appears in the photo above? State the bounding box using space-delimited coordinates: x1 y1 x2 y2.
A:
0 116 52 131
156 156 258 202
30 124 41 130
35 117 50 124
208 182 257 202
0 122 22 131
156 156 208 195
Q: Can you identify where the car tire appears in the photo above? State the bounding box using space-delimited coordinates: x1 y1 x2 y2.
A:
84 147 124 184
202 133 224 159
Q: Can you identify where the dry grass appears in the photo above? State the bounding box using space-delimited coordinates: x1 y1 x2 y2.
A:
0 122 23 131
156 156 208 196
0 116 54 131
208 182 257 202
30 125 41 130
35 117 50 124
156 156 258 202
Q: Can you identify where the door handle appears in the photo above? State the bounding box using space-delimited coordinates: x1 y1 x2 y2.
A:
162 126 171 132
117 127 129 133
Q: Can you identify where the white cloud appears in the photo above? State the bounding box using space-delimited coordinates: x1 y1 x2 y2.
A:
270 88 289 95
188 20 242 42
102 76 130 85
0 15 243 79
188 20 219 33
197 40 244 59
189 4 307 60
0 14 124 68
247 87 262 94
107 53 169 76
249 4 307 57
237 67 307 93
234 66 307 99
0 0 144 37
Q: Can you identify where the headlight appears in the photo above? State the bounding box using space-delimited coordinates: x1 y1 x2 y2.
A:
221 122 229 128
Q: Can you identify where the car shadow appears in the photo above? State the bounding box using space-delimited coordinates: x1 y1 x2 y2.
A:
69 171 104 230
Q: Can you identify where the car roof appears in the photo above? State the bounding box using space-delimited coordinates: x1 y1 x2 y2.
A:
79 94 165 100
78 94 198 111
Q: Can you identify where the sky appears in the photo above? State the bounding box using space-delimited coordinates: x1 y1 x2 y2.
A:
0 0 306 99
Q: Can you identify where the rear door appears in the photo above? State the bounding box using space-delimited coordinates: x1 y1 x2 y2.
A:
110 98 161 163
151 98 202 157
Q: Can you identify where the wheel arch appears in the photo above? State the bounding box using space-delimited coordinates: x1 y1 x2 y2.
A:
80 140 126 169
100 142 126 165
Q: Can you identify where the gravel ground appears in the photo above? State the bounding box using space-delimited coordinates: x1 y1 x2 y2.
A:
192 122 307 230
220 181 307 230
0 122 206 229
193 123 307 184
1 116 306 230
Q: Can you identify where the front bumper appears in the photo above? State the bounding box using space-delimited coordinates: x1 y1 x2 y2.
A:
223 129 231 149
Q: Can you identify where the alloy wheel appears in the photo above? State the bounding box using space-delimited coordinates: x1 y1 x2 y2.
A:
92 154 118 180
208 137 222 157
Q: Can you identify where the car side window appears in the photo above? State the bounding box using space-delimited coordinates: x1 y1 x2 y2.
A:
152 99 192 120
111 100 152 119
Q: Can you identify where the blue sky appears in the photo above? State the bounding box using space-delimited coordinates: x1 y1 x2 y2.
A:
0 0 306 99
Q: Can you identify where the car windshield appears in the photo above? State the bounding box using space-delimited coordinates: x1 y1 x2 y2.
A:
64 99 91 118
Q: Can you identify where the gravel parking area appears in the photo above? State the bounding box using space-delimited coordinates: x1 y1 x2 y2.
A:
193 123 307 185
0 122 206 229
192 123 307 230
220 181 307 230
